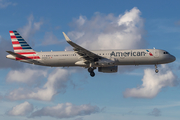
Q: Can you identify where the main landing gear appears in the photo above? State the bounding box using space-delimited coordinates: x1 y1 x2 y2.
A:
88 67 96 77
155 64 159 73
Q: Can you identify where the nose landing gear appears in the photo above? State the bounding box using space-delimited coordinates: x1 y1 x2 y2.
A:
88 67 96 77
155 64 159 73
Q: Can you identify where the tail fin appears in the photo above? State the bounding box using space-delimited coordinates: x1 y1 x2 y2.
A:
9 30 35 53
9 31 40 60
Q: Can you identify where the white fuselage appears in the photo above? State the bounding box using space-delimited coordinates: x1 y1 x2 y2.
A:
7 30 176 77
15 49 175 67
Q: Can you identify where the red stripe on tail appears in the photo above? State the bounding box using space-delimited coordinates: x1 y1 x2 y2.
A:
13 47 23 50
12 41 20 44
16 56 40 60
17 52 36 55
11 36 16 39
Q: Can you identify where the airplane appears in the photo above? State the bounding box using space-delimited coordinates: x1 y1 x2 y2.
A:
6 31 176 77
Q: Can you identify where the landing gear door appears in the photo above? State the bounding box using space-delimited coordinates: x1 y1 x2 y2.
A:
154 49 159 58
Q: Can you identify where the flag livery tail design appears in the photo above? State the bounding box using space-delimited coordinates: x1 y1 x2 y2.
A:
9 31 40 60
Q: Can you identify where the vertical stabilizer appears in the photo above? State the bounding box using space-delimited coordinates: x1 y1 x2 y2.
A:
9 31 40 60
9 30 35 53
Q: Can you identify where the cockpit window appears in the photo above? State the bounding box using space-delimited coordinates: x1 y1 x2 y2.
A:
163 52 169 54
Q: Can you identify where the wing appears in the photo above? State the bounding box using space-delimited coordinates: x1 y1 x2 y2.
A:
62 32 103 62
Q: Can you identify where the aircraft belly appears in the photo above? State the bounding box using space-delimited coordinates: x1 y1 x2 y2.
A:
41 57 78 67
116 57 135 65
134 57 157 65
116 56 161 65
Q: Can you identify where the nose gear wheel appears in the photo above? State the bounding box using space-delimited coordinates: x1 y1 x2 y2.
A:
155 64 159 73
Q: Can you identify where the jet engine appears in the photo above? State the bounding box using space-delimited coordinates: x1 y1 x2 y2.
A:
95 58 116 66
98 66 118 73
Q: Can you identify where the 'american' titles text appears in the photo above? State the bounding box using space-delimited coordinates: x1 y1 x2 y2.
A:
110 51 147 57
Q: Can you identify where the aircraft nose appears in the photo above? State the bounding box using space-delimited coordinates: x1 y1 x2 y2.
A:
170 55 176 62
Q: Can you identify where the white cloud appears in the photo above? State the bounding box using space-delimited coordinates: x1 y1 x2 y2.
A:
0 0 16 8
6 68 47 84
75 16 86 26
123 65 178 98
148 108 161 117
30 103 100 119
18 14 43 43
67 7 147 51
68 31 85 41
7 68 71 101
6 101 33 116
42 32 62 46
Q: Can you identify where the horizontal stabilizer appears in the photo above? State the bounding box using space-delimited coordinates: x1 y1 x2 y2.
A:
6 51 26 58
6 51 39 64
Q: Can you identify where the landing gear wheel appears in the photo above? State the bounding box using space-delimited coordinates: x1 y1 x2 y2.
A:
90 72 95 77
88 67 93 73
154 64 159 73
88 67 96 77
155 69 159 73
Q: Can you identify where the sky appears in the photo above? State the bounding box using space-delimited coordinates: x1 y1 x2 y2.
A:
0 0 180 120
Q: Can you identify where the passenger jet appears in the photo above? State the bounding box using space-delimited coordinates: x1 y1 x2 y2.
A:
6 31 176 77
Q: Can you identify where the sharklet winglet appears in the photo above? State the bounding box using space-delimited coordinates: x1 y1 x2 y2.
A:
62 32 71 42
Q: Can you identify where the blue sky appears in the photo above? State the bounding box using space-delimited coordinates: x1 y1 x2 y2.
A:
0 0 180 120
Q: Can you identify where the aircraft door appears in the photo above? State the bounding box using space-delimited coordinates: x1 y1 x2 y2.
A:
154 49 159 58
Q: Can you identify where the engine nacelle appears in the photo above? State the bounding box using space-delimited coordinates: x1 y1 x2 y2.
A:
98 66 118 73
95 58 115 66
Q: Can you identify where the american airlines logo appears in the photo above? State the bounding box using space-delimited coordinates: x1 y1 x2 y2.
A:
110 50 153 57
146 50 153 56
